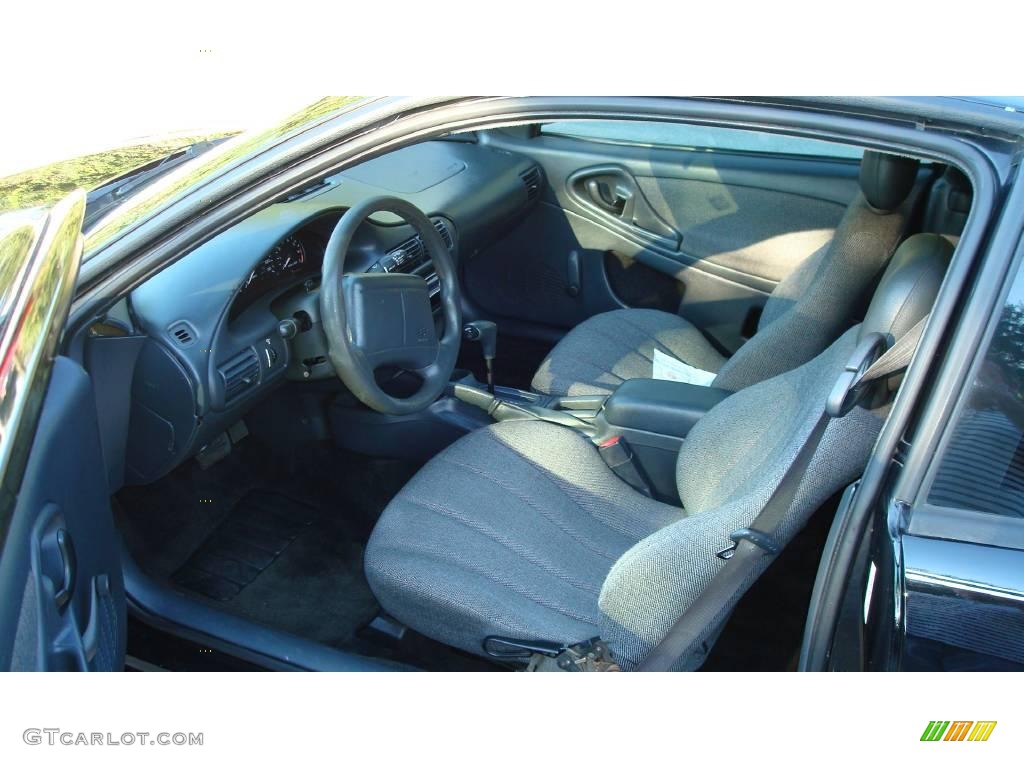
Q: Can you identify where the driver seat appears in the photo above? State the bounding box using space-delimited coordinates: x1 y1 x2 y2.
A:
364 234 951 669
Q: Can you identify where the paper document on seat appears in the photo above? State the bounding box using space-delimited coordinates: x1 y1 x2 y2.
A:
652 349 716 386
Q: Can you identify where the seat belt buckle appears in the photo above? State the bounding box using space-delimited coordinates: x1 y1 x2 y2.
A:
826 332 887 418
598 436 654 497
716 528 782 560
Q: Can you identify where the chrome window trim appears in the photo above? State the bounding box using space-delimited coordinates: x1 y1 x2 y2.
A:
537 118 865 160
907 503 1024 551
0 191 86 551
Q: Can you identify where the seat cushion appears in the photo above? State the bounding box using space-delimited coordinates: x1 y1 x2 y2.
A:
531 308 726 397
364 419 685 657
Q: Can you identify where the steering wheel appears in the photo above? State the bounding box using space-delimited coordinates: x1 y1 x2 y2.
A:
320 196 462 415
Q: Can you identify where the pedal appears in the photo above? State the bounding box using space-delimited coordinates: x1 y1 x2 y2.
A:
365 613 407 642
227 419 249 445
195 432 231 470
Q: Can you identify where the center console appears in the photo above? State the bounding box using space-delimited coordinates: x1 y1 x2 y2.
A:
331 306 733 504
451 378 606 434
592 379 732 500
450 374 732 503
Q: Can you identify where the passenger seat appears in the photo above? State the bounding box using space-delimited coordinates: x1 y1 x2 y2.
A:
531 151 922 397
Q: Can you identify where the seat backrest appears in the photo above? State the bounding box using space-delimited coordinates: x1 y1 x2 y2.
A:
598 233 953 670
712 151 922 392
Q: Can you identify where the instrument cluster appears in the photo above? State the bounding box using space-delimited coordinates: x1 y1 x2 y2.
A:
232 233 323 319
242 235 308 290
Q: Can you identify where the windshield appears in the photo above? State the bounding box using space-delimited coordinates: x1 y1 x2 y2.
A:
81 96 367 258
0 132 238 217
79 137 234 231
0 96 368 254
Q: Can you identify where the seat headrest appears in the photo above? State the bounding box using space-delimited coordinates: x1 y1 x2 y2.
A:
922 166 973 239
941 166 973 214
860 151 921 211
860 233 952 346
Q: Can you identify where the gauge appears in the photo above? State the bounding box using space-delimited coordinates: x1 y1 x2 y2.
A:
241 235 308 296
268 235 306 274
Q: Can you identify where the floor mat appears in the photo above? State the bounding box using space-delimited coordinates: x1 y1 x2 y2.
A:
116 389 503 668
172 491 318 601
117 435 419 649
218 501 379 648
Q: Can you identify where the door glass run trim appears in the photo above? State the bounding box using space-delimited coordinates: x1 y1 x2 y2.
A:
0 191 86 552
908 503 1024 551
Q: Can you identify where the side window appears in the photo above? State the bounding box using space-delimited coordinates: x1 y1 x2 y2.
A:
539 120 863 159
929 265 1024 518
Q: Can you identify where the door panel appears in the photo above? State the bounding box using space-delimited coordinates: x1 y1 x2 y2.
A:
0 191 125 672
632 174 842 283
0 358 127 670
470 127 860 354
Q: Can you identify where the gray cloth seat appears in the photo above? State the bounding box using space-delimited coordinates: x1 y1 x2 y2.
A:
365 233 953 669
529 308 728 397
531 150 921 397
364 418 686 650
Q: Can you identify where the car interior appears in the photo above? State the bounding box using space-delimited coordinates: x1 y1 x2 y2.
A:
83 119 975 671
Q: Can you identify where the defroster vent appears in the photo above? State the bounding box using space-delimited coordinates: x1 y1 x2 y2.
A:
168 321 196 347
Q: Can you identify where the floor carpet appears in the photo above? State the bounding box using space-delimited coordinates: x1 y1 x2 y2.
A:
116 435 418 648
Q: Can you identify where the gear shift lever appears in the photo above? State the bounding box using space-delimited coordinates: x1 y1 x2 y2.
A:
463 320 497 393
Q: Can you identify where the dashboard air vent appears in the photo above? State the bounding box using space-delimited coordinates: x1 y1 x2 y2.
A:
387 236 425 269
219 348 260 403
168 321 196 347
520 166 542 202
383 219 455 273
432 218 454 250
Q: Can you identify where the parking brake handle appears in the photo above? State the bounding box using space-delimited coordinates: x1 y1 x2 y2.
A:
452 382 596 435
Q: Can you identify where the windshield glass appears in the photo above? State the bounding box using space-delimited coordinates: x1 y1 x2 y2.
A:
0 132 237 217
81 96 366 257
0 96 367 255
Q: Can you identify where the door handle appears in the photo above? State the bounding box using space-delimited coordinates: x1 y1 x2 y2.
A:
53 528 76 610
585 179 629 215
570 165 682 250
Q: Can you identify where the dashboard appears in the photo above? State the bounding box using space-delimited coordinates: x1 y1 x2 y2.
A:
123 138 541 484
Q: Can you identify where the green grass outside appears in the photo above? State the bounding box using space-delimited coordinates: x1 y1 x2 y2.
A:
0 96 366 215
0 132 239 213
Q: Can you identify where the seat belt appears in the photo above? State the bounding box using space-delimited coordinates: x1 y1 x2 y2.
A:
636 318 929 672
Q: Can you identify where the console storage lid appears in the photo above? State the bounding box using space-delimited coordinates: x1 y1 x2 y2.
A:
601 378 732 438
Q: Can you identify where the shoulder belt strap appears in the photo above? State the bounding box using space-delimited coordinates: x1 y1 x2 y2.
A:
636 317 929 672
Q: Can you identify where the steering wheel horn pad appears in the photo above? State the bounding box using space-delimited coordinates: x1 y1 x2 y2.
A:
320 196 461 415
343 272 439 369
